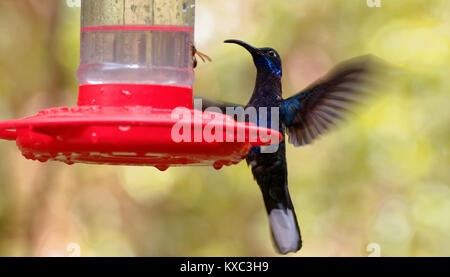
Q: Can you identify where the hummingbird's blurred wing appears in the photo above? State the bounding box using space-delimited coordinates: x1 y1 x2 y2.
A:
281 55 387 147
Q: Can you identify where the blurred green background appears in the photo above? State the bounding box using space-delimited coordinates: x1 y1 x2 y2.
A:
0 0 449 257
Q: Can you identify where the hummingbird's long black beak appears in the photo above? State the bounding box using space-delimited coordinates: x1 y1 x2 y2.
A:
224 39 261 57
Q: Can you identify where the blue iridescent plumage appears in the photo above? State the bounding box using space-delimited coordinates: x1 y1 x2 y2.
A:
280 96 302 125
264 56 282 77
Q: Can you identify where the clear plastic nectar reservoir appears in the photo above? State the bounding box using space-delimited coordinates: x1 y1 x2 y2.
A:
77 0 195 87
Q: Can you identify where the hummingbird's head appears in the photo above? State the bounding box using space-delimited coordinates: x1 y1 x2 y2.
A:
224 39 282 78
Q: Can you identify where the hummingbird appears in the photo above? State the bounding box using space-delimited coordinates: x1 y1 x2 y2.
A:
196 39 384 254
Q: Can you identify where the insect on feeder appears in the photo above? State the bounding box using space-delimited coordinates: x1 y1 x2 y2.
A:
0 0 281 170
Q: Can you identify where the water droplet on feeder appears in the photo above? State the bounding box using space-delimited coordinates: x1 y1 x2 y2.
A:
121 90 132 98
213 161 223 170
23 152 35 160
156 165 169 171
91 132 99 143
118 126 131 132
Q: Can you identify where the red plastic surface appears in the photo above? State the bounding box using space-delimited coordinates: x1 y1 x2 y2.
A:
78 84 193 109
0 85 282 169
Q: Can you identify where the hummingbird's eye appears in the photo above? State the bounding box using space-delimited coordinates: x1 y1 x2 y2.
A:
268 51 276 58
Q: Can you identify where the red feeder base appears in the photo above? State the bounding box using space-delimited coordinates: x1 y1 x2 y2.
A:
0 85 282 170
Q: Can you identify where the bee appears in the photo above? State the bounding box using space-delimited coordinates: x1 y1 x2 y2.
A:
190 43 212 68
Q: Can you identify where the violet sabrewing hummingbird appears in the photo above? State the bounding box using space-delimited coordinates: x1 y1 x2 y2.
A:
196 39 384 254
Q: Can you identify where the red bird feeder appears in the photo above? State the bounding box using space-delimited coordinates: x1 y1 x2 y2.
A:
0 0 281 170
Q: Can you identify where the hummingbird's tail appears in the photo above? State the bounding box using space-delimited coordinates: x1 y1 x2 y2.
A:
247 144 302 254
260 183 302 254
